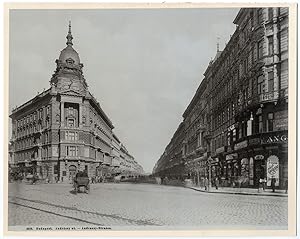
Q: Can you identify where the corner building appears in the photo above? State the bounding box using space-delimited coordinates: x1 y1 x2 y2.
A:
153 7 288 189
10 23 143 182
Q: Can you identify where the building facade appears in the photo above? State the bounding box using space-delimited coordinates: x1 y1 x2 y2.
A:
9 23 144 182
153 7 288 189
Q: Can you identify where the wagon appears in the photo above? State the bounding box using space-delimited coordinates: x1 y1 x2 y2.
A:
73 176 90 194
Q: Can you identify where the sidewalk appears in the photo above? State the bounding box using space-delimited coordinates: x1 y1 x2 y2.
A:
186 185 288 197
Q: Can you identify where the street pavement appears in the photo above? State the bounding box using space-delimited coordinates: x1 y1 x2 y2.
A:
8 182 288 230
187 185 288 197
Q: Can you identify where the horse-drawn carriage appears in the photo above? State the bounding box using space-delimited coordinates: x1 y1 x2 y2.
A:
73 171 90 194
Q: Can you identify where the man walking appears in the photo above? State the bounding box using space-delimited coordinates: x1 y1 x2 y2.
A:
271 176 276 192
215 177 219 190
204 177 209 191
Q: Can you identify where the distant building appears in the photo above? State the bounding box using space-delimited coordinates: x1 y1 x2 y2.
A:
119 144 144 176
153 7 288 189
9 22 143 182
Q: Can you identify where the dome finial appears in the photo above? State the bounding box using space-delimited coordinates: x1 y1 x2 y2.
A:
66 20 73 46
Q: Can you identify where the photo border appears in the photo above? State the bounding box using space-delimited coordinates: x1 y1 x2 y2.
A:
3 2 297 237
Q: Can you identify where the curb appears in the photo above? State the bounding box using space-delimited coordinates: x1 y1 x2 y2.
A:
186 187 288 197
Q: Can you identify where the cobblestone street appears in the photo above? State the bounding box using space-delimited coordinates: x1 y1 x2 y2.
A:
8 182 288 230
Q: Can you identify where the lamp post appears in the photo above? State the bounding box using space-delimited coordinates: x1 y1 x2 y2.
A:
208 156 213 191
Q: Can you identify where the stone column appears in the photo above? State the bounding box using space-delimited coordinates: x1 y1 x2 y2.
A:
60 102 64 127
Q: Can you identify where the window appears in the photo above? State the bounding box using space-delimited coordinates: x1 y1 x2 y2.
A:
258 40 263 59
227 107 230 121
68 119 75 127
257 75 264 94
67 146 78 156
70 146 76 156
250 10 254 28
268 36 274 55
258 115 263 133
266 113 274 132
257 8 263 25
268 8 273 21
244 59 248 74
68 107 74 116
268 71 274 92
68 132 75 141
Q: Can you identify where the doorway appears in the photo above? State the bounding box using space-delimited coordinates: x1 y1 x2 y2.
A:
69 165 77 181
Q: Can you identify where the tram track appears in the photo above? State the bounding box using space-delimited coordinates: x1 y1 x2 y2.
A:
8 196 160 227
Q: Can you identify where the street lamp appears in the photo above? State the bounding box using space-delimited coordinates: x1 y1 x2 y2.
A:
207 156 213 191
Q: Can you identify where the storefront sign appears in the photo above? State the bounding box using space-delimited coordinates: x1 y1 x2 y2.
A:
267 155 279 186
261 134 288 144
254 155 264 160
248 138 260 145
234 140 248 150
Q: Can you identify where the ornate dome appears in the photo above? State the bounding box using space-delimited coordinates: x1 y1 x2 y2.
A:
58 21 80 65
59 45 80 65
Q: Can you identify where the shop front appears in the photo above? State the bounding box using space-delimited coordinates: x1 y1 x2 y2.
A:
233 130 288 189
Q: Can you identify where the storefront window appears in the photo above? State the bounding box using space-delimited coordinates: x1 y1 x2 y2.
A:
241 158 249 178
266 113 274 132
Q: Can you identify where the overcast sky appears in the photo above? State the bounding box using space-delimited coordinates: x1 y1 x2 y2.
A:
9 8 239 173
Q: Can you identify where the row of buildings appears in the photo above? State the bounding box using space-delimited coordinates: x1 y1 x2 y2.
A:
9 22 144 182
153 7 288 189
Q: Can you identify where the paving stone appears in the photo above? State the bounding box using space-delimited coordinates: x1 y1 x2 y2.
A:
8 182 288 230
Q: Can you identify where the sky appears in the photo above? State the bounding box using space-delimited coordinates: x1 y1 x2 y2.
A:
9 8 239 173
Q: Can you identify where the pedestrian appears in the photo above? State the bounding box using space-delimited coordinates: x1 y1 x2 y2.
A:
263 178 267 191
285 179 288 194
32 172 38 185
258 178 263 192
271 177 276 192
204 177 208 191
215 177 219 190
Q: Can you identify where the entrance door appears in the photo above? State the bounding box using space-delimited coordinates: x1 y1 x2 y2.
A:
69 165 77 181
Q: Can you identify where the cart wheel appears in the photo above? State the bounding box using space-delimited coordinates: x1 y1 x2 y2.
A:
74 185 77 194
86 185 90 194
